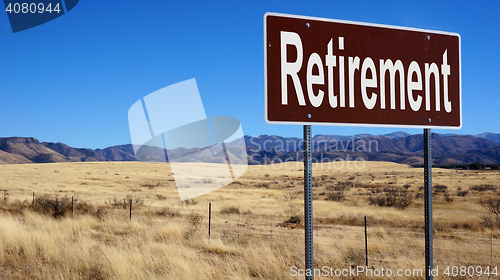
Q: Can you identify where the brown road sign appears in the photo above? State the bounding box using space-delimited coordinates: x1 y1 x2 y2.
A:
264 13 461 129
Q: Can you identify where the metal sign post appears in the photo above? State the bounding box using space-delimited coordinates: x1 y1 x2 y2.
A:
303 125 314 279
424 128 433 279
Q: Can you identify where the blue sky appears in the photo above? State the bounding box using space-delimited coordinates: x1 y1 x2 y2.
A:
1 1 499 149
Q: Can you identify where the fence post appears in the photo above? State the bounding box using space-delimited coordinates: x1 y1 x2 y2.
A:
129 199 132 220
270 214 273 247
71 196 74 217
3 190 6 200
238 212 241 242
365 216 368 267
32 191 35 208
208 202 212 241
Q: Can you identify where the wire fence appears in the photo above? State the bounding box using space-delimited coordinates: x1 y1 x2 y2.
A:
2 188 500 272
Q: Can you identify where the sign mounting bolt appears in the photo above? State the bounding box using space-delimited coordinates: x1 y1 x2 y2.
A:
428 118 431 122
306 23 310 27
307 114 311 118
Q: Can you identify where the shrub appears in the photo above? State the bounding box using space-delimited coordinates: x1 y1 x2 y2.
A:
107 196 144 209
479 198 500 216
325 191 346 202
343 249 365 266
284 215 301 224
182 198 198 206
94 208 105 221
141 184 156 189
327 180 354 192
469 162 482 170
480 215 500 228
184 212 203 239
367 187 413 209
188 212 203 226
34 196 68 218
107 198 126 208
283 193 300 215
32 195 93 218
337 180 354 190
444 192 453 203
156 194 167 200
0 199 29 215
471 184 497 192
72 198 94 214
338 214 360 226
128 195 144 206
220 206 240 214
259 182 270 188
433 184 448 193
457 190 469 197
156 207 180 217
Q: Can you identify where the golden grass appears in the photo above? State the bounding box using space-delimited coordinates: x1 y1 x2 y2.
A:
0 161 499 279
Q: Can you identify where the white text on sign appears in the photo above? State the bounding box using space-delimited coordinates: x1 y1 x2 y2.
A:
280 32 453 113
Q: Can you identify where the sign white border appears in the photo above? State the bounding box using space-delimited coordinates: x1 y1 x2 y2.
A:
264 12 462 129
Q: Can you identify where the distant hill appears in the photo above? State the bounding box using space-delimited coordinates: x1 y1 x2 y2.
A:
357 134 498 154
94 145 138 161
463 145 500 163
0 137 66 163
0 137 132 163
0 149 32 164
0 132 498 166
41 142 105 162
243 133 500 166
381 131 411 139
476 132 500 143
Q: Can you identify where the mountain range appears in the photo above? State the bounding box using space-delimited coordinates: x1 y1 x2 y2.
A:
0 132 499 166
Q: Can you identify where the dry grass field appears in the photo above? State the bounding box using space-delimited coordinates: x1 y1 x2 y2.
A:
0 161 500 279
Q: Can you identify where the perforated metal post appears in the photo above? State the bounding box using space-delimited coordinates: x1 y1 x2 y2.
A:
303 125 314 280
424 128 433 280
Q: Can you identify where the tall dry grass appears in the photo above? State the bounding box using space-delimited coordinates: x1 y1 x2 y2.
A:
0 161 499 279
